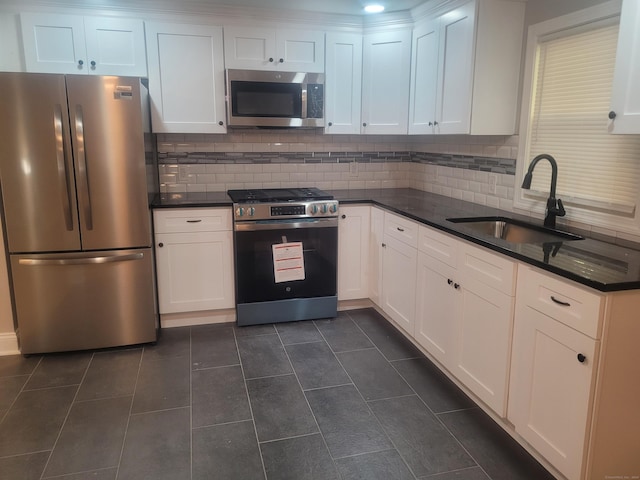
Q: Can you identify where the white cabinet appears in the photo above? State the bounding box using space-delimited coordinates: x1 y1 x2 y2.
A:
324 33 363 134
338 205 370 300
380 212 418 334
146 23 226 134
610 0 640 133
224 26 324 72
414 224 515 416
361 29 412 134
509 266 602 480
20 13 147 76
369 207 384 306
154 208 234 314
409 0 524 135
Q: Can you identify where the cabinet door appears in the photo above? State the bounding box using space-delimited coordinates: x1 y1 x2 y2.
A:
369 207 384 306
509 304 598 480
454 276 513 416
223 26 276 70
381 235 417 334
20 13 87 74
83 17 147 77
435 1 477 134
338 206 370 300
146 23 226 133
361 29 411 134
408 19 439 134
415 252 458 367
276 29 325 72
610 0 640 133
155 231 234 314
325 33 362 134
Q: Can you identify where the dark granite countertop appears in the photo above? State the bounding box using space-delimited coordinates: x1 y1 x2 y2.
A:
153 189 640 292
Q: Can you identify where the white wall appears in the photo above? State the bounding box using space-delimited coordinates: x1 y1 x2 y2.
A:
524 0 614 27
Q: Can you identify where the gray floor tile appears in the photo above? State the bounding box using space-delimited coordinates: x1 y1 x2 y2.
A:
192 365 251 428
0 451 49 480
131 354 190 413
118 407 190 480
0 385 76 456
0 355 41 377
75 349 141 401
305 385 392 458
43 396 132 477
335 449 415 480
191 324 239 370
392 358 475 414
349 309 423 361
193 420 265 480
261 433 339 480
43 468 118 479
235 323 276 337
24 353 92 390
369 395 476 477
439 408 556 480
418 466 490 479
285 341 350 390
314 315 374 352
143 327 190 361
0 375 29 412
337 349 413 401
247 374 318 442
237 334 292 379
276 320 324 345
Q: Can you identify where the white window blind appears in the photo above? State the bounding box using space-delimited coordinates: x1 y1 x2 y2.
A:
528 21 640 216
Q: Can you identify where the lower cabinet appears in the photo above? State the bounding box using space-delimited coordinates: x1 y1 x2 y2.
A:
369 207 384 306
381 234 417 334
337 205 370 300
153 208 234 314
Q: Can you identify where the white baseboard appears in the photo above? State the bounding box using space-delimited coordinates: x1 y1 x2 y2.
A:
160 309 236 328
0 331 20 356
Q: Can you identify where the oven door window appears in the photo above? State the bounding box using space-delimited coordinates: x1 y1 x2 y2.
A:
235 226 337 303
231 81 302 118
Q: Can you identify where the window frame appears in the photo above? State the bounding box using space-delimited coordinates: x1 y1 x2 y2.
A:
513 0 640 234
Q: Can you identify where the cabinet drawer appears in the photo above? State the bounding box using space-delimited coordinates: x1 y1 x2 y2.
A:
384 212 419 248
154 208 231 234
459 242 516 296
516 265 604 339
418 225 458 268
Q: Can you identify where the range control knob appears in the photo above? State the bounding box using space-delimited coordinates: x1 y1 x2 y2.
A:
248 207 255 217
321 204 328 214
310 204 318 214
236 207 245 217
329 203 338 213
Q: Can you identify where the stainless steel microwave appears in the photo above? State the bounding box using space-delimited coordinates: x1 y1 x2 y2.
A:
226 69 324 128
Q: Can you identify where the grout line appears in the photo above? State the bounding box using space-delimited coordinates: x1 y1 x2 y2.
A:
0 356 43 426
243 371 295 382
191 362 242 372
191 418 254 432
257 430 322 446
301 381 354 393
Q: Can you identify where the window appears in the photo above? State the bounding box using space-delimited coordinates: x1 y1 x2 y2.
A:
515 3 640 233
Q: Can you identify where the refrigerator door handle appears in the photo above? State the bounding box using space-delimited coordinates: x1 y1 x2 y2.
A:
74 105 93 230
18 252 144 266
54 104 74 231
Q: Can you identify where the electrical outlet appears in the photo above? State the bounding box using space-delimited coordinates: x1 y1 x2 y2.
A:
489 174 498 194
349 161 358 176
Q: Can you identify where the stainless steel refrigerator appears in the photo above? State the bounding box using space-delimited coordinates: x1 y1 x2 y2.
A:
0 73 158 354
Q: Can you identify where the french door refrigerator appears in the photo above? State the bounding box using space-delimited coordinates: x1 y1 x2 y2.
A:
0 73 158 354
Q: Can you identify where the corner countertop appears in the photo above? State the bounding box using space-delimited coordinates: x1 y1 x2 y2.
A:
153 189 640 292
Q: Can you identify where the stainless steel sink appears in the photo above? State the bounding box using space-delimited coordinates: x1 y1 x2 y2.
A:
446 216 583 244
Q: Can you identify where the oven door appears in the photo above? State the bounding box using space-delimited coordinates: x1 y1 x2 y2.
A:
234 218 337 304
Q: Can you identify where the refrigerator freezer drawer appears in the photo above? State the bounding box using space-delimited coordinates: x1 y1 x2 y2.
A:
11 248 157 354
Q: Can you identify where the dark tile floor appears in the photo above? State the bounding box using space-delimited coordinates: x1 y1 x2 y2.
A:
0 308 556 480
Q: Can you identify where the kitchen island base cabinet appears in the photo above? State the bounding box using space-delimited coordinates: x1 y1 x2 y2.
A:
153 209 234 315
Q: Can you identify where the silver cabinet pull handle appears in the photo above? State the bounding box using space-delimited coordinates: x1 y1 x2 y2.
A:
54 104 74 231
397 227 405 232
550 296 571 307
75 105 93 230
19 252 144 266
186 219 202 223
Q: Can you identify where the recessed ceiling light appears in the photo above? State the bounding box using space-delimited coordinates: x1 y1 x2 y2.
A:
364 4 385 14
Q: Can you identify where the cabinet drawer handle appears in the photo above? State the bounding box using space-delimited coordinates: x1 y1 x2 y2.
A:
341 214 346 219
397 227 405 232
550 296 571 307
269 57 274 62
382 243 386 248
158 242 164 248
577 353 586 363
186 219 202 223
447 279 453 285
454 283 460 290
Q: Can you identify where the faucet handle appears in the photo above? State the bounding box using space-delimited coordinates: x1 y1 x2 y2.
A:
555 198 566 217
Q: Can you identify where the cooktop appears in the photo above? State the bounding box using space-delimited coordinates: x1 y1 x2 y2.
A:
227 187 334 203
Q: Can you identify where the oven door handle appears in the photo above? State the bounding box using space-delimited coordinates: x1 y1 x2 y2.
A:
235 218 338 231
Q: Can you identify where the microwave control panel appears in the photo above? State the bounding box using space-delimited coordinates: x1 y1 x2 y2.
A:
307 84 324 119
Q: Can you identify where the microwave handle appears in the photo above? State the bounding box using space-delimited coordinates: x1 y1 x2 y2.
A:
301 86 308 119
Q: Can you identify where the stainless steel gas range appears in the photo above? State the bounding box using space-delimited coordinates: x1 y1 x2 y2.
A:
228 188 339 326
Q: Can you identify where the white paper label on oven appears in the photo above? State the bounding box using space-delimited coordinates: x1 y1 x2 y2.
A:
272 242 305 283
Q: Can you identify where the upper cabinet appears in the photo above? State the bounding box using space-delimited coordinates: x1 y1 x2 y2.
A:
325 32 363 134
145 22 226 134
409 0 525 135
224 27 324 72
20 13 147 76
609 0 640 133
361 29 412 134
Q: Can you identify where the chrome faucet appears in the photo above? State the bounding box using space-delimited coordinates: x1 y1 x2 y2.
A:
521 154 566 229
